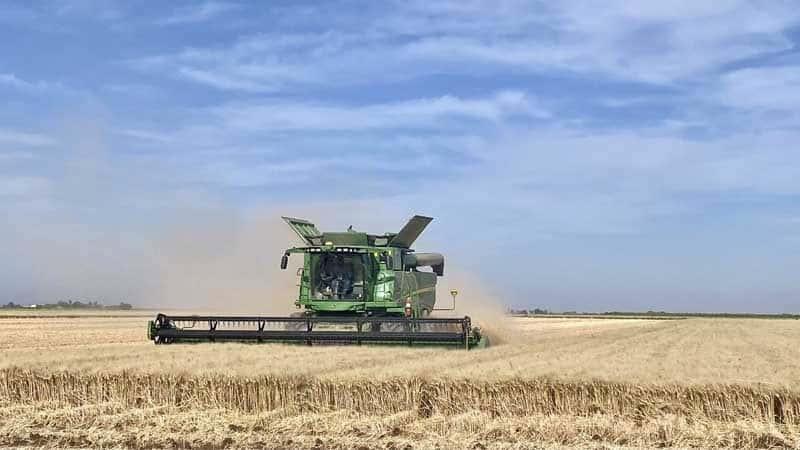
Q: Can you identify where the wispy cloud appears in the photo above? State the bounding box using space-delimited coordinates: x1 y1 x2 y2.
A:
212 91 546 132
115 128 175 143
0 3 37 23
133 2 800 93
156 1 239 25
716 65 800 112
51 0 124 21
0 128 55 147
0 73 59 93
176 66 281 92
0 176 50 197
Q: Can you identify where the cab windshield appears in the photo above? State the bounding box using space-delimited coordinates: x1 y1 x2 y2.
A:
310 252 369 300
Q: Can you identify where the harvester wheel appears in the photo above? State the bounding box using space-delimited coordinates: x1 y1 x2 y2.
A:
153 335 173 345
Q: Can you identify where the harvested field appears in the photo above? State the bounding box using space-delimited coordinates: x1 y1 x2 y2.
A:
1 315 799 449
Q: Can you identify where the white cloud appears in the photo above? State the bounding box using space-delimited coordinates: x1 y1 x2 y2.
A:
717 66 800 112
213 91 546 132
176 67 281 92
196 160 332 188
0 4 36 23
0 73 56 92
5 2 796 233
0 150 34 161
116 129 175 143
0 176 50 197
134 1 800 91
52 0 123 21
0 129 55 147
157 1 239 25
112 102 800 239
103 83 162 98
490 127 800 197
397 1 796 84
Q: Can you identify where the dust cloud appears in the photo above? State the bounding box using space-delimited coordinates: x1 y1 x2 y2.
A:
149 210 518 322
1 118 161 306
150 204 395 313
1 117 315 312
435 266 516 346
150 210 304 313
4 118 513 322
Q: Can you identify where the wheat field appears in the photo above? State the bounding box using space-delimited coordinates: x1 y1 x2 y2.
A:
1 313 799 449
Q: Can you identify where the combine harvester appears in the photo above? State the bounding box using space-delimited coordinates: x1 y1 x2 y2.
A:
149 215 488 349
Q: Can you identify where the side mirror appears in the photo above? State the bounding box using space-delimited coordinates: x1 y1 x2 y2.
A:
280 253 289 270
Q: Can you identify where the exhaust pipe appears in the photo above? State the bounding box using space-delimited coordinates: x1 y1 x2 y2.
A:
403 252 444 276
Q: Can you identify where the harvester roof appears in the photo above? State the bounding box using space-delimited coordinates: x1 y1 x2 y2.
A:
282 215 432 249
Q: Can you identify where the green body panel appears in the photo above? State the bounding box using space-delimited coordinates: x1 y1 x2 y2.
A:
291 246 438 317
310 303 363 312
283 215 442 318
321 232 368 246
391 271 436 314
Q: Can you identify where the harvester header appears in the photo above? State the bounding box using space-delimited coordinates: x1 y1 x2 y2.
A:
149 215 487 349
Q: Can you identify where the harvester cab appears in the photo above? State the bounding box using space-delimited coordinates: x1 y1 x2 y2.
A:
281 215 443 318
148 215 488 349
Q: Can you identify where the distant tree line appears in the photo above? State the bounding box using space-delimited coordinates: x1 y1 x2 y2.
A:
507 308 552 315
2 300 133 310
506 308 799 319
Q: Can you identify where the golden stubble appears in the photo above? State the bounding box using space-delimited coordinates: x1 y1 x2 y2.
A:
3 316 800 449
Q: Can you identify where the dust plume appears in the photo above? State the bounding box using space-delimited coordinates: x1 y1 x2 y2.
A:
148 203 400 312
435 266 515 345
3 114 506 322
150 210 303 313
2 115 398 311
1 118 162 306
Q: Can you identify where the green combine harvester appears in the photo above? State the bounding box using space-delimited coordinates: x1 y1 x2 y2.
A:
149 215 488 349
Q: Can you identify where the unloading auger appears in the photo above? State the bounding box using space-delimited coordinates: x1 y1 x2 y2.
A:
148 215 488 349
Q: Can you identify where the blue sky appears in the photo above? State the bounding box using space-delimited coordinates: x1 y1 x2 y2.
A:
2 1 800 312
